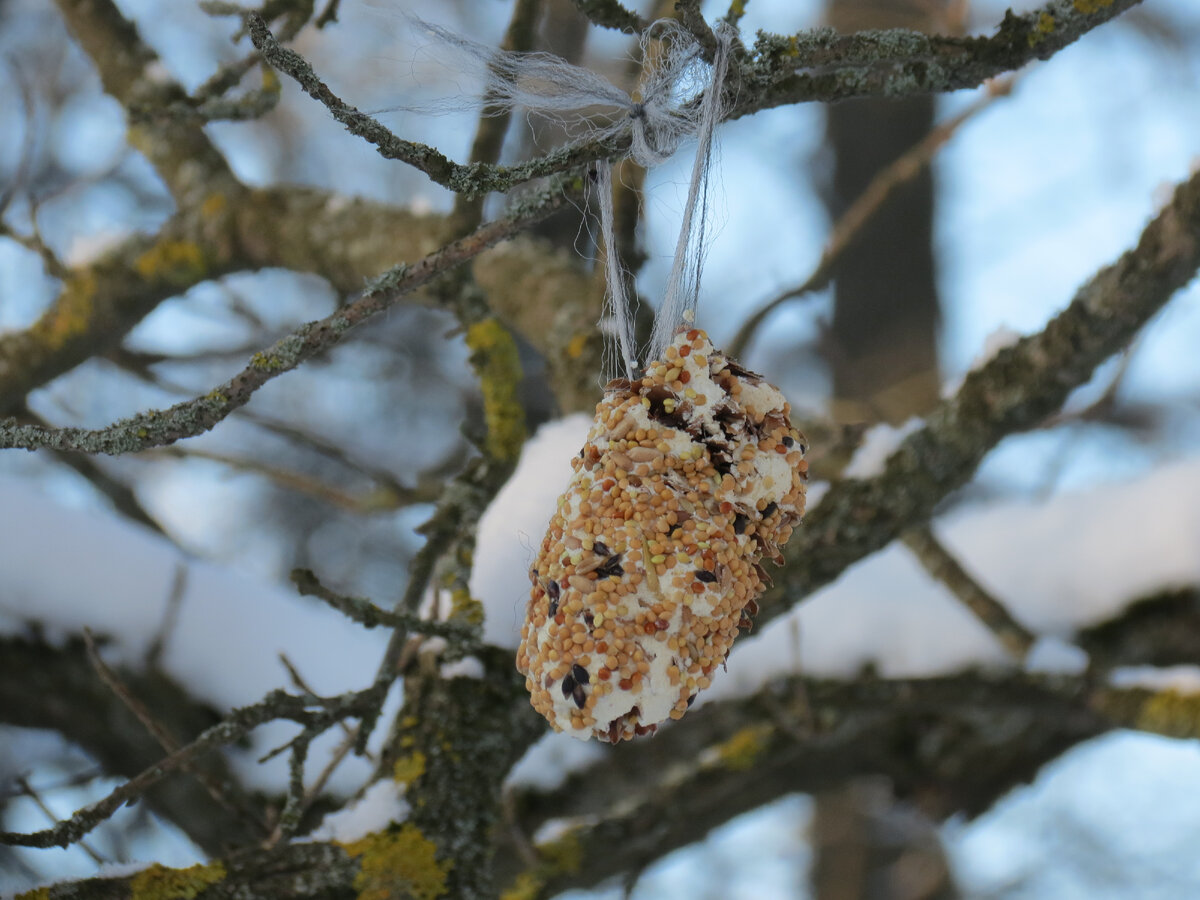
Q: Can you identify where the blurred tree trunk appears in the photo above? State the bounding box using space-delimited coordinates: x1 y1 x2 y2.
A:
814 0 961 896
824 0 962 425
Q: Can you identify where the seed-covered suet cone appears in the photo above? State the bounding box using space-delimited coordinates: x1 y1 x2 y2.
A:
517 327 808 742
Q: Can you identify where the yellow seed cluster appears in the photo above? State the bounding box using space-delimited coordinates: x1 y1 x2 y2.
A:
517 328 808 742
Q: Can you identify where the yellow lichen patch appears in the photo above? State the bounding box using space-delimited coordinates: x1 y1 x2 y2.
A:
498 828 583 899
343 825 451 900
713 724 773 772
133 240 207 287
465 317 526 464
393 751 427 786
33 271 97 350
129 862 226 900
200 192 227 219
1028 12 1055 46
1135 690 1200 740
499 870 543 900
15 888 50 900
249 350 287 372
565 333 588 360
448 587 485 626
537 828 583 875
1073 0 1112 12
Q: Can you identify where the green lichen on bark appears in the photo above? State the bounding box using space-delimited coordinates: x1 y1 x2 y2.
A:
711 724 774 771
465 317 526 464
384 647 546 900
343 825 451 900
129 862 226 900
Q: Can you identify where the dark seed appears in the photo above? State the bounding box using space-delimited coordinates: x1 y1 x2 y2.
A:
761 502 778 519
686 694 696 707
546 579 560 600
572 664 590 684
561 675 576 698
572 682 587 709
694 569 717 583
782 436 794 447
584 611 595 628
593 540 610 557
548 596 559 617
596 554 624 579
733 513 749 535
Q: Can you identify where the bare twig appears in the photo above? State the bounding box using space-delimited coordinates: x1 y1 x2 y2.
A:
145 563 188 669
290 569 477 643
448 0 545 234
84 630 181 753
729 76 1016 358
152 446 442 513
83 629 270 836
14 776 107 865
902 526 1037 659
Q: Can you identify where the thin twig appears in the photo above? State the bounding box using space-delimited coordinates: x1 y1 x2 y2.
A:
84 630 181 752
15 776 107 865
247 13 626 198
83 628 269 836
151 446 442 513
448 0 545 234
728 76 1016 359
145 563 188 669
290 569 478 643
901 526 1036 660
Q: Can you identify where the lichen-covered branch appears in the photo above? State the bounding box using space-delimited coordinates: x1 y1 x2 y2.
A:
570 0 648 33
247 13 626 200
291 568 478 642
0 182 573 456
375 647 546 900
250 2 1137 200
757 164 1200 632
737 0 1142 117
500 669 1200 898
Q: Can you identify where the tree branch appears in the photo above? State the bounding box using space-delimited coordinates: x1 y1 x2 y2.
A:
0 635 264 855
0 681 379 850
756 164 1200 633
0 181 574 455
53 0 238 200
501 668 1200 898
737 0 1142 116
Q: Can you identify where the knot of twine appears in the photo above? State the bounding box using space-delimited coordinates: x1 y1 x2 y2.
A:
406 15 737 377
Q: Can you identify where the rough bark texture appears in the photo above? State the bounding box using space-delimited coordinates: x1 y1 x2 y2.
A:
3 1 1192 898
